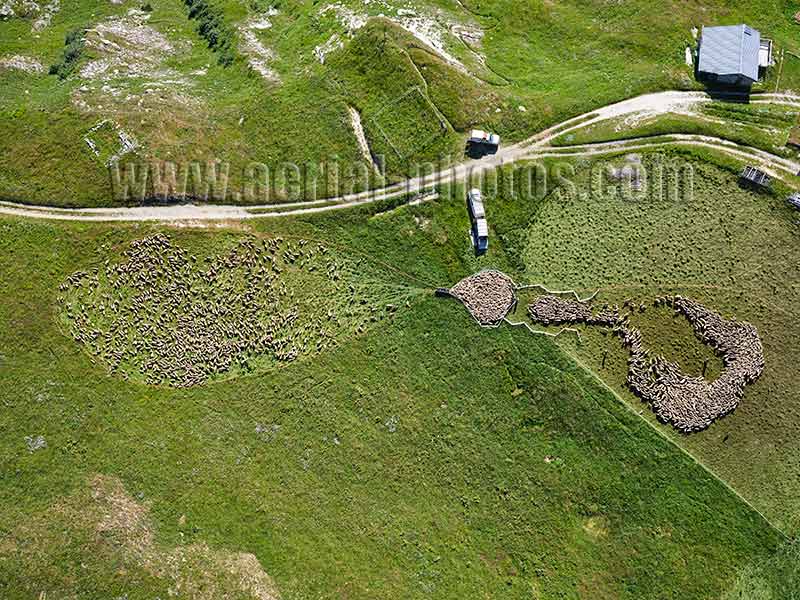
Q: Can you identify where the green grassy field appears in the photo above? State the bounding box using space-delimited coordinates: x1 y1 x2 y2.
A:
552 103 800 157
0 172 792 598
55 230 422 387
5 0 800 596
0 150 798 597
511 152 800 537
4 0 800 206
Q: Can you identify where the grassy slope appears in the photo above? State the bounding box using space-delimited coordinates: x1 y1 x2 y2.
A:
325 20 461 176
464 0 800 112
0 0 125 204
517 152 800 536
551 103 800 157
0 196 786 598
4 0 800 206
724 540 800 598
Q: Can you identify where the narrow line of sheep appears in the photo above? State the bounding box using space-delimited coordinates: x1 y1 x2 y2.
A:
443 270 765 433
526 293 764 432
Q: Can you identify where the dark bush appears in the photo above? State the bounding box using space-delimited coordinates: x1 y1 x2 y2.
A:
184 0 236 66
49 27 87 80
249 0 280 12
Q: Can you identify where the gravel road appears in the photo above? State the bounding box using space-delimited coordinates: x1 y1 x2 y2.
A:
2 90 798 222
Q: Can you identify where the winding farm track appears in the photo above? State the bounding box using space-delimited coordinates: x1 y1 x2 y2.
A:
2 90 799 222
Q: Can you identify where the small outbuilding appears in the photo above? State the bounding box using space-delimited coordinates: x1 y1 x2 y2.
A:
788 193 800 209
697 24 771 87
740 165 771 188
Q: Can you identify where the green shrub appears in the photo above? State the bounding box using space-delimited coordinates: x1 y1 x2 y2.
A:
184 0 236 66
48 27 87 80
249 0 279 12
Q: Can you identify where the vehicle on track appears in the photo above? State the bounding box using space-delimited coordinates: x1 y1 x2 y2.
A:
467 129 500 157
467 188 489 253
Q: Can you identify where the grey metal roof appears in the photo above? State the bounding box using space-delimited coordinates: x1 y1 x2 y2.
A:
698 25 760 82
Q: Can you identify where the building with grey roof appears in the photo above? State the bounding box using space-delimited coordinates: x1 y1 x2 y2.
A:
697 24 771 87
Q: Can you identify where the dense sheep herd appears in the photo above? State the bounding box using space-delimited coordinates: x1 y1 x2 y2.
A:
625 296 764 432
449 270 517 326
58 233 405 387
527 294 619 326
525 293 764 432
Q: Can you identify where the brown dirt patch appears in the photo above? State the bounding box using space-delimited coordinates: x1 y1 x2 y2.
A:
0 474 281 599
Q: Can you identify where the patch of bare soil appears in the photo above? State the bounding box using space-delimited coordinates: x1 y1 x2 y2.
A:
81 9 177 79
394 13 472 72
318 2 484 74
320 2 367 34
0 0 58 29
314 33 344 64
73 9 202 119
0 0 31 20
0 474 281 599
31 0 56 30
239 9 280 82
348 105 378 171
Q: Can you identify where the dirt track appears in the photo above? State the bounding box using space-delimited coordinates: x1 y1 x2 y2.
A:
1 90 798 222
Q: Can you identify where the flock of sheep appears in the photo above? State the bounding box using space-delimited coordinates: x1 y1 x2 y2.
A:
58 233 400 387
527 294 620 327
448 270 517 326
525 292 764 432
625 296 764 432
61 244 763 430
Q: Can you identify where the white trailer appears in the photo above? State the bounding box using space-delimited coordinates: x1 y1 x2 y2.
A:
467 188 485 219
466 188 489 253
